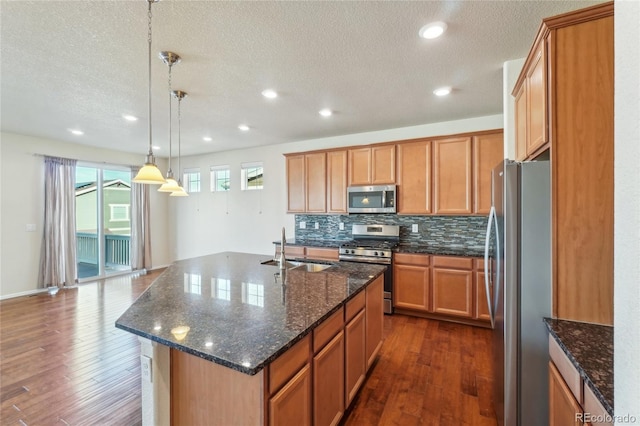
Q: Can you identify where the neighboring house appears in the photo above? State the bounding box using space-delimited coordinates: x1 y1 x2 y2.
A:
75 179 131 235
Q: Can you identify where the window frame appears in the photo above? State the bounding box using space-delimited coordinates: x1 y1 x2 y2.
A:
240 162 264 191
210 165 231 192
183 168 201 193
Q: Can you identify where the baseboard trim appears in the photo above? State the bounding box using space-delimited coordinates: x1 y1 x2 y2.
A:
0 287 48 301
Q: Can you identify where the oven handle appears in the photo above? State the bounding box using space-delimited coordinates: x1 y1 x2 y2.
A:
338 255 391 265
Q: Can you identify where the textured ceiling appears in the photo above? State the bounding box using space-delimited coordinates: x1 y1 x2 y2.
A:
0 0 603 157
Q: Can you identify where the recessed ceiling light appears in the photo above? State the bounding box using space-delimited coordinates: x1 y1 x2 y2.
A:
319 108 333 117
238 124 250 132
261 89 278 99
123 114 138 122
419 21 447 39
203 136 213 142
153 145 161 150
433 86 452 97
68 129 84 136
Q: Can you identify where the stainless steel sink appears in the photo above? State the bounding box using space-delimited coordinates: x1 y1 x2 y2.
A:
260 259 332 272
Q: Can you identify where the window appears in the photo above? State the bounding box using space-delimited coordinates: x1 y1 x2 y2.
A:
183 168 201 193
241 162 263 190
210 166 230 192
109 204 130 222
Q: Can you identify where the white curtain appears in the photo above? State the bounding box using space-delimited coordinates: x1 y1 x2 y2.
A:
39 156 77 288
130 167 152 271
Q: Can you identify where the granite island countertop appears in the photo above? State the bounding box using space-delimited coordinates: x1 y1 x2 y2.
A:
544 318 613 416
116 251 385 376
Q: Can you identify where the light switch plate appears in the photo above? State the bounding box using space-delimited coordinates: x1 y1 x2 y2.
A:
412 224 419 233
299 221 306 229
141 355 152 383
26 224 36 232
314 222 319 229
339 222 344 231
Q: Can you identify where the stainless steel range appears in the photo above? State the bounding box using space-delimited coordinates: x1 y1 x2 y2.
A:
338 224 399 314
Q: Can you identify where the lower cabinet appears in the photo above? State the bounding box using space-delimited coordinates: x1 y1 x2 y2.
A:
345 302 366 406
393 253 430 311
431 256 473 319
549 361 583 426
270 364 313 426
313 331 345 426
365 276 384 369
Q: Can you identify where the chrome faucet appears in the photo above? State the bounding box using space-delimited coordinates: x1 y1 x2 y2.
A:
278 227 286 269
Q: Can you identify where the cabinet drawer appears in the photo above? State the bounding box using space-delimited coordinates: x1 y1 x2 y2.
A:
305 247 339 261
432 256 473 270
549 335 583 404
394 252 430 266
313 307 344 353
269 334 311 395
345 291 366 322
583 384 612 426
275 245 305 259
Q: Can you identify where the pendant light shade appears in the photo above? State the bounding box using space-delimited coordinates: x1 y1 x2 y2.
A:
133 0 165 185
158 177 181 192
169 186 189 197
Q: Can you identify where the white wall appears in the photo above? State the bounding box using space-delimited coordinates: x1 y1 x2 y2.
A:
172 114 503 260
503 58 526 160
0 132 171 298
614 0 640 421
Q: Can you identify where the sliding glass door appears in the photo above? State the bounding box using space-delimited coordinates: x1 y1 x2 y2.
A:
76 164 132 280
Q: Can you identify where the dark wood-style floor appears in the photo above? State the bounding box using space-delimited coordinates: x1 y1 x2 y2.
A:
1 271 496 425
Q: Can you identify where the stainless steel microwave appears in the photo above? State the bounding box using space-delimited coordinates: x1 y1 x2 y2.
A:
347 185 396 213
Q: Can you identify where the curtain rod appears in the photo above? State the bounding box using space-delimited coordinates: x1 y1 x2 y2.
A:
31 153 137 169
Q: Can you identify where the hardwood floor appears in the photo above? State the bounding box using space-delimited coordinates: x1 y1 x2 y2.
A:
1 272 496 425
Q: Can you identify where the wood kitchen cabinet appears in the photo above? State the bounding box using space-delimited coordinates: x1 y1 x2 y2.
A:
433 137 472 214
344 290 366 406
515 41 548 160
393 253 430 312
286 154 306 213
313 327 345 426
365 275 383 369
396 139 431 214
514 2 614 325
326 150 348 213
431 256 474 319
269 364 312 426
473 131 503 214
348 145 395 185
285 152 326 213
549 361 583 426
474 258 491 322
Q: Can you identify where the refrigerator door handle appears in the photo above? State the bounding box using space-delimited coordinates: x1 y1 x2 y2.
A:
484 206 496 328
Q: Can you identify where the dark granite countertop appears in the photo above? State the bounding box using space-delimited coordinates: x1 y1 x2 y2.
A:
273 238 345 248
116 252 385 376
544 318 613 415
395 243 485 258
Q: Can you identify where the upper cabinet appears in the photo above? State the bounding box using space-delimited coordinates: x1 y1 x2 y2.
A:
514 41 548 161
397 140 431 214
513 2 614 325
326 150 348 214
473 131 504 214
286 154 306 213
286 152 327 214
433 137 472 215
348 145 395 186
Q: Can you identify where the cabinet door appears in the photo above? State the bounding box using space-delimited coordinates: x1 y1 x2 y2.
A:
313 331 345 426
287 155 306 213
305 152 326 212
432 268 473 318
326 150 348 213
348 148 371 185
397 140 431 214
270 363 312 426
473 132 503 214
433 137 472 214
549 361 583 426
393 263 430 312
526 41 547 157
345 309 366 406
365 275 384 369
514 83 528 161
475 271 491 321
371 145 396 184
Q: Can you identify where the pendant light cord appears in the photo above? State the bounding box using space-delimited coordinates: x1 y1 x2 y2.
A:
147 0 154 157
168 65 173 175
177 95 182 184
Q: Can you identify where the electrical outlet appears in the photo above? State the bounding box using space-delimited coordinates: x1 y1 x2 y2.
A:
339 222 344 231
26 224 36 232
314 222 319 230
412 224 419 233
300 221 306 229
141 355 152 383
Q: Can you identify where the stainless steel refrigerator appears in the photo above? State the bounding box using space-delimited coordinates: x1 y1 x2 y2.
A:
484 160 551 426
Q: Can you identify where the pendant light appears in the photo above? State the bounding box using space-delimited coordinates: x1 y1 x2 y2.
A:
170 90 189 197
158 51 182 192
133 0 166 185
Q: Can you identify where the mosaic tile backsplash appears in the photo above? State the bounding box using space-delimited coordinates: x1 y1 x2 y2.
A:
294 214 488 250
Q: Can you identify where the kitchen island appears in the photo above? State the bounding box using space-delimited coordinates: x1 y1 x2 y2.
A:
116 251 386 426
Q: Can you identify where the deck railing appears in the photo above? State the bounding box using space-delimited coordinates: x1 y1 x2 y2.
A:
76 232 130 266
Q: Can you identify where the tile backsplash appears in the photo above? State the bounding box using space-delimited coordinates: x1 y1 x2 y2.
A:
294 214 488 249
